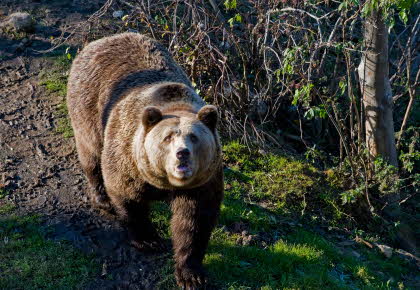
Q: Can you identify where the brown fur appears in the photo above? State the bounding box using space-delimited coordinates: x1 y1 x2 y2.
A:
67 33 223 289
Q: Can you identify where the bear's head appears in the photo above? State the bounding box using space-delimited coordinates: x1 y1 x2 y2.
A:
136 104 221 189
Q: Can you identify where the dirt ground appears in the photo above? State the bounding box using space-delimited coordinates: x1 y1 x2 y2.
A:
0 1 170 289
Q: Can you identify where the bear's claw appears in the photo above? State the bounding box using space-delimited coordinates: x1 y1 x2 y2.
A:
175 266 207 290
91 194 114 213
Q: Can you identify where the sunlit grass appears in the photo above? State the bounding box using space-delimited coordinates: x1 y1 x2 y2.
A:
0 204 99 289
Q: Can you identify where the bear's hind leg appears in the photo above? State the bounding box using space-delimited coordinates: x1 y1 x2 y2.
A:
114 200 165 251
76 139 111 210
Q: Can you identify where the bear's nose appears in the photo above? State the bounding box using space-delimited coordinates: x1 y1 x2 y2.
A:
176 148 190 160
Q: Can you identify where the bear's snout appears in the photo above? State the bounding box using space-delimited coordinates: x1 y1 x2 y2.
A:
176 148 190 160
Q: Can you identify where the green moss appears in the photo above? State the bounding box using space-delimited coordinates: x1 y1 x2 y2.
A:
223 141 336 216
0 188 10 199
40 54 72 97
157 224 407 289
39 52 74 138
0 208 99 289
0 202 15 215
219 196 278 233
3 30 27 40
55 102 74 138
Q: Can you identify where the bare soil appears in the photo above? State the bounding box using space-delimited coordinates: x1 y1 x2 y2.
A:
0 1 169 289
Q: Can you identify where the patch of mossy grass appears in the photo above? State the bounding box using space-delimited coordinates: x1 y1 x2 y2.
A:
155 141 410 289
4 29 27 40
0 187 10 199
222 140 344 221
39 50 74 138
0 203 99 289
156 204 410 289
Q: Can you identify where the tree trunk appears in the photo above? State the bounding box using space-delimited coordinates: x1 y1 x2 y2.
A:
358 8 398 167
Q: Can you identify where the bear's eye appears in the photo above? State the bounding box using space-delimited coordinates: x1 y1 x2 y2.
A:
163 134 172 142
190 134 198 143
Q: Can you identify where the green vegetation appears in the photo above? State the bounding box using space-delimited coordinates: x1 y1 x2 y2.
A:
3 29 27 40
0 187 10 200
153 141 412 289
40 51 74 138
222 141 346 225
0 203 99 289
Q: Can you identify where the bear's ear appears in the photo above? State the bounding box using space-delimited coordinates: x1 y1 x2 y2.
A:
142 106 162 130
197 105 218 131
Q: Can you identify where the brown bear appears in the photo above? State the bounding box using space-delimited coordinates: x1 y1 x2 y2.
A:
66 32 224 289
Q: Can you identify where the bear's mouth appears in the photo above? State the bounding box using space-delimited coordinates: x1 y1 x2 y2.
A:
175 163 193 179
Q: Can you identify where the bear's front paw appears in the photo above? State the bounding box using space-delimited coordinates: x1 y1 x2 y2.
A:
92 195 114 213
175 265 207 290
90 187 114 213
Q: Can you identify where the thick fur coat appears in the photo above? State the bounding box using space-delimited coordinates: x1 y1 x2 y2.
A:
67 33 223 289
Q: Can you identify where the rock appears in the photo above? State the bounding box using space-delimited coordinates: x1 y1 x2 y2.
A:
37 195 47 205
36 143 48 158
112 10 124 18
241 233 255 246
235 230 257 246
6 12 35 32
376 244 393 258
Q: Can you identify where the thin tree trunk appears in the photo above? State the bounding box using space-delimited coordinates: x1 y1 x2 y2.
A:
358 8 398 167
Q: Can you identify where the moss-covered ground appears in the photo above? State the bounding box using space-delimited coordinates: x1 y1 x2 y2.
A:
39 52 74 138
0 202 99 289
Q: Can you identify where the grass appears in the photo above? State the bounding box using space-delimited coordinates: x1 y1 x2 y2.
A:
0 202 99 289
155 210 410 289
152 141 412 289
222 141 345 222
0 187 10 199
3 29 28 40
39 51 74 138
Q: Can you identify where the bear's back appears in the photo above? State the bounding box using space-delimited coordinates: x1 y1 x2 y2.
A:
67 33 192 148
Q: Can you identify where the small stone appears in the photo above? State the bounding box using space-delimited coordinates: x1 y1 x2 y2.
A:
7 12 35 32
38 195 47 205
36 144 48 157
112 10 124 18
